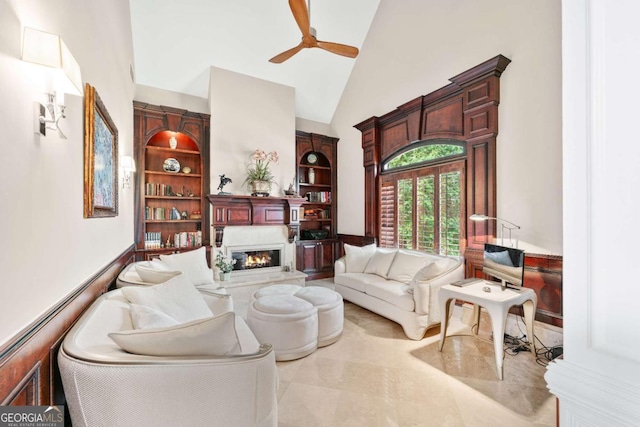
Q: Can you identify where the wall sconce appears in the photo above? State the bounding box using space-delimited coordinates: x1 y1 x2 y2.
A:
470 214 521 248
120 156 136 189
21 27 83 138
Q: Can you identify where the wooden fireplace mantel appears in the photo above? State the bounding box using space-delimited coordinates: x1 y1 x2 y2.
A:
207 195 306 247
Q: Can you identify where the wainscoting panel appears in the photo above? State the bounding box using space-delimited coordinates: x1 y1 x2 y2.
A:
465 247 562 327
0 245 135 408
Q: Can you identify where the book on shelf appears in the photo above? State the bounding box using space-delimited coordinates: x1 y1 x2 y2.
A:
302 208 331 220
145 182 173 196
305 191 331 203
144 232 162 249
146 207 185 221
144 231 202 250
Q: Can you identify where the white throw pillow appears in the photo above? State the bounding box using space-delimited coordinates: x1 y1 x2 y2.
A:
410 258 454 285
159 247 214 286
135 263 181 284
344 243 376 273
121 273 213 323
130 304 179 329
109 312 240 357
364 249 397 278
386 251 431 284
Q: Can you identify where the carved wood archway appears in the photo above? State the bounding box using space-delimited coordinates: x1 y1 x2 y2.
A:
354 54 511 254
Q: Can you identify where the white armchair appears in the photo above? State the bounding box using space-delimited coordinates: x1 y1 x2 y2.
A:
58 289 278 427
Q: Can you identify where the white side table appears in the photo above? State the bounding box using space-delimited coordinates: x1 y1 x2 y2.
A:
438 281 537 380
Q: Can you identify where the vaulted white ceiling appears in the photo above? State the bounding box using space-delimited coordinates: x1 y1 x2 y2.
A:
129 0 381 123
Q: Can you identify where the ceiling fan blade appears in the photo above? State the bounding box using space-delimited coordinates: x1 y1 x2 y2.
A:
269 42 305 64
289 0 311 37
316 40 359 58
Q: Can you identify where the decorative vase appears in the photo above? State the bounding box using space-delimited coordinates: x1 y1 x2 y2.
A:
169 136 178 149
308 168 315 184
220 272 231 281
251 180 270 197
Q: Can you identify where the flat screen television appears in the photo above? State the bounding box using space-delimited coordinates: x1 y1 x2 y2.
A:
483 243 525 289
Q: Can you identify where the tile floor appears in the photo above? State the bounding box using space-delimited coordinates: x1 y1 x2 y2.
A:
269 281 557 427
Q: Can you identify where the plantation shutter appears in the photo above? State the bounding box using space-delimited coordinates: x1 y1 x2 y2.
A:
397 178 413 249
379 159 464 255
416 174 436 253
439 170 462 256
380 182 396 248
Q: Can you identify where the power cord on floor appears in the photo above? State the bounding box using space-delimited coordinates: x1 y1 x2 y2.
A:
473 308 563 363
502 333 531 356
514 314 563 366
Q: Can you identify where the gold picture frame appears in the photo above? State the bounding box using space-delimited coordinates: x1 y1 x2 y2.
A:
83 83 119 218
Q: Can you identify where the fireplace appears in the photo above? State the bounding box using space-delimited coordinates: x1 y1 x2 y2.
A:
231 248 282 272
224 237 287 277
214 227 306 314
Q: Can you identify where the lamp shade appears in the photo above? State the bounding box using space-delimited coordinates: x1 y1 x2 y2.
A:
21 27 83 96
120 156 136 172
469 214 490 221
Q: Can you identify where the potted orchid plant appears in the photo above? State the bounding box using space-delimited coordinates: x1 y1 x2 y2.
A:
244 149 279 196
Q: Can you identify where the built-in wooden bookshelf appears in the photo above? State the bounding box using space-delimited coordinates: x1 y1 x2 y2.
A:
133 102 210 261
295 131 338 280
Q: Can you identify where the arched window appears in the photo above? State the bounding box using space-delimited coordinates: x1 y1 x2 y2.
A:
383 141 465 171
380 140 466 256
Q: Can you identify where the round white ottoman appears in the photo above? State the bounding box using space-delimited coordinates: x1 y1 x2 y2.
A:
247 294 318 361
294 286 344 347
253 284 302 299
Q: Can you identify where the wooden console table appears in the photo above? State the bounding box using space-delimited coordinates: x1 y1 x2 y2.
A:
207 195 306 247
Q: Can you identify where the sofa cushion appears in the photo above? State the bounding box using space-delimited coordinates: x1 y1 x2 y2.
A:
386 251 432 284
364 282 414 312
135 261 181 284
159 247 214 286
411 258 456 283
344 243 376 273
121 274 213 323
130 304 179 329
333 273 373 293
109 312 240 357
364 248 397 278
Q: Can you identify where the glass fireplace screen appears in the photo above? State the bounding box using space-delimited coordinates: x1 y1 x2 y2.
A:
231 249 281 271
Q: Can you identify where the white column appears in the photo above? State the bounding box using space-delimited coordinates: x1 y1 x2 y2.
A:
545 0 640 424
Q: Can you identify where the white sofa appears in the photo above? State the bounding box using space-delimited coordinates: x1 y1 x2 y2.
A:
334 245 464 340
58 287 278 427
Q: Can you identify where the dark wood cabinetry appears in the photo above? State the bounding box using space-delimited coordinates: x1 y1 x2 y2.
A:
296 239 337 276
133 102 210 261
295 131 338 280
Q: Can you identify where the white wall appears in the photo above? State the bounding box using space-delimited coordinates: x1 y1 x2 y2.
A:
331 0 562 255
295 118 337 138
209 66 296 196
135 84 209 114
0 0 134 347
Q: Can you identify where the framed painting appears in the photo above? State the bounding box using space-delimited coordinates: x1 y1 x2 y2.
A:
83 83 119 218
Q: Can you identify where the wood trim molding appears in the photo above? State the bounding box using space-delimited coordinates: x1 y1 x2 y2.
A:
207 195 306 247
0 245 135 407
354 55 510 247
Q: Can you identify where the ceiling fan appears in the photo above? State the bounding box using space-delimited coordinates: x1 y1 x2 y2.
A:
269 0 359 64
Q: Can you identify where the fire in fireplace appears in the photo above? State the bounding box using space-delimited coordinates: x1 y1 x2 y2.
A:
231 249 281 271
